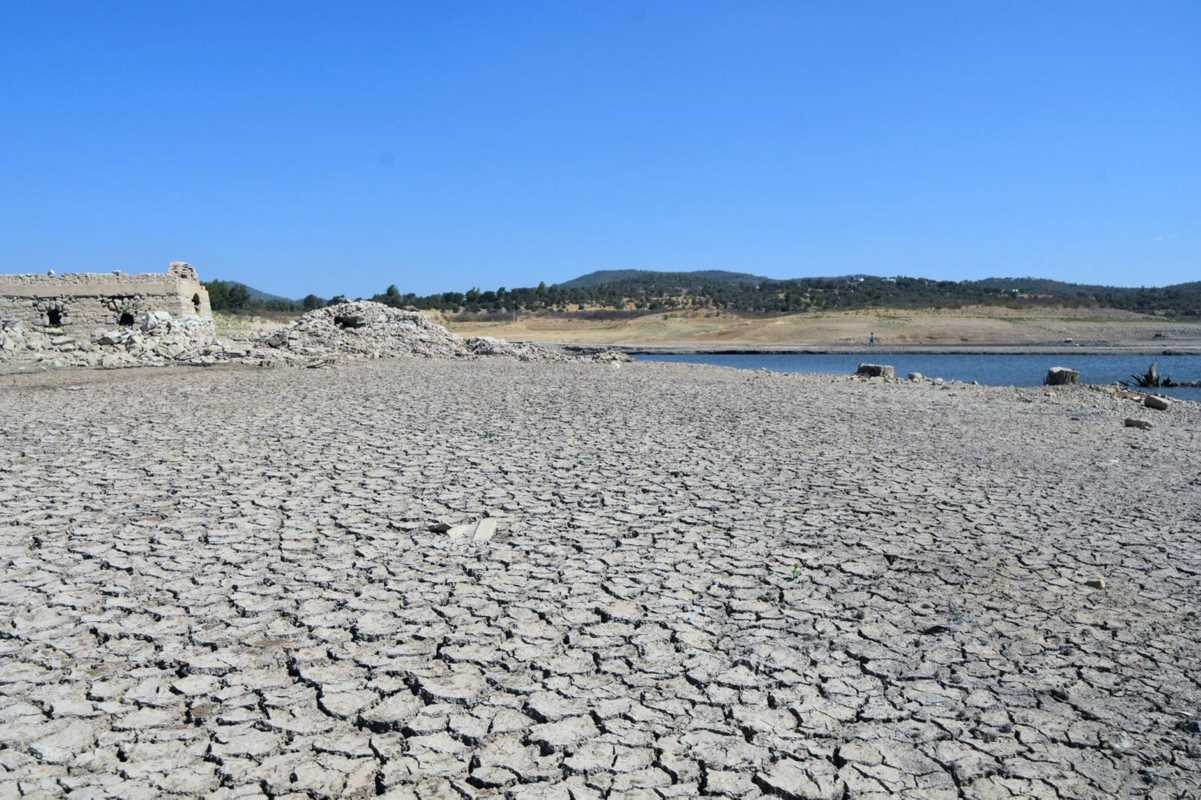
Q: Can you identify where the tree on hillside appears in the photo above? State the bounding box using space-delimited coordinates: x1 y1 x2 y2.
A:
203 280 251 312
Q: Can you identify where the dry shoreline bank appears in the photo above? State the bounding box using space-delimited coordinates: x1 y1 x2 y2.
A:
444 306 1201 354
207 307 1201 354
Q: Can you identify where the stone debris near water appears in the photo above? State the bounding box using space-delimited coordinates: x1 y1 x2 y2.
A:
908 371 923 381
1144 394 1170 411
593 350 632 363
2 299 627 372
1 360 1200 798
855 363 895 379
1045 366 1079 385
1125 417 1154 430
463 334 574 362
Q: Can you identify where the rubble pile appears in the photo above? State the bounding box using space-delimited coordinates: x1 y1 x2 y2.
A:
1 300 626 371
0 319 28 354
0 312 222 370
250 301 574 364
462 335 572 362
253 302 470 361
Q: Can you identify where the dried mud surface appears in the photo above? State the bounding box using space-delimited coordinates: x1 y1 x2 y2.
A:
1 361 1200 799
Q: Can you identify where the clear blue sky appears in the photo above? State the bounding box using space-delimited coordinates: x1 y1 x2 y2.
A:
2 2 1197 298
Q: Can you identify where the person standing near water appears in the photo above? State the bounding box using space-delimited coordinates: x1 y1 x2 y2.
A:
869 332 877 346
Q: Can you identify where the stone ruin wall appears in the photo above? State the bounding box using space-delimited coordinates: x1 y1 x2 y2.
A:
0 262 212 332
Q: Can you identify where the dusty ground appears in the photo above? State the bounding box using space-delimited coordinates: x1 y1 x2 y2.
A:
1 361 1200 799
211 312 298 340
446 307 1201 351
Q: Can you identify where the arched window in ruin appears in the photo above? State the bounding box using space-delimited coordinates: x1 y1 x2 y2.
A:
192 293 201 313
47 308 63 327
119 311 135 327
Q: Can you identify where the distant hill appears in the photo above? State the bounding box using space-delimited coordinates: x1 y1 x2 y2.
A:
968 277 1119 295
209 268 1201 318
970 276 1201 296
202 279 304 313
558 269 768 289
220 281 297 305
376 271 1201 317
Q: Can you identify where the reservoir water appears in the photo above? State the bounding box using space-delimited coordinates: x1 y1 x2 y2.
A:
636 352 1201 403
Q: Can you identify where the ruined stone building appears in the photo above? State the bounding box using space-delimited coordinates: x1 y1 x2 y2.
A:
0 262 212 332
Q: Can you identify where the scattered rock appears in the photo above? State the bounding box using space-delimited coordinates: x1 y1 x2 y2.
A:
1045 367 1079 386
1144 395 1170 411
908 372 923 381
593 350 632 364
1084 577 1106 590
856 363 896 380
464 335 570 362
472 518 499 544
1124 418 1153 430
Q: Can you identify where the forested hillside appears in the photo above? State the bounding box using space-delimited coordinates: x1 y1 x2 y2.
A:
371 273 1201 318
205 272 1201 318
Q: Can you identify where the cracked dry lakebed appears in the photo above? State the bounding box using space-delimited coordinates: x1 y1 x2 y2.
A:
1 359 1200 799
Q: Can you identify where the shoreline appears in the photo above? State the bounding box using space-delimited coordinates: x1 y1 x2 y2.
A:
561 343 1201 356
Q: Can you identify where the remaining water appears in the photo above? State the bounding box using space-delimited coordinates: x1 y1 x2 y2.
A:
636 352 1201 402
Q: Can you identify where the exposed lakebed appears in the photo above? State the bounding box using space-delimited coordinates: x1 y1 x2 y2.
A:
638 352 1201 401
2 359 1199 797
